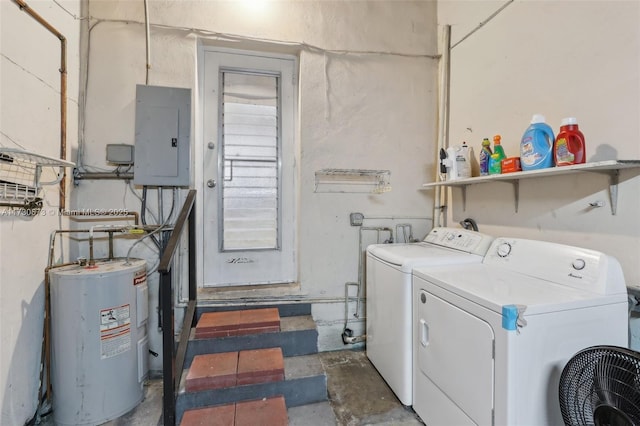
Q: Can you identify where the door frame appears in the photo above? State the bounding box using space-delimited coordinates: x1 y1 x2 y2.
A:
195 43 300 289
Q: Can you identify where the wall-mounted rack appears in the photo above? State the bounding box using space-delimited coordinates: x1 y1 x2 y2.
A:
422 160 640 215
0 148 75 213
315 169 391 194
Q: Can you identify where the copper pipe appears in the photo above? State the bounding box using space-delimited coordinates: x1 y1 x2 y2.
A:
47 227 161 268
60 39 67 211
12 0 68 211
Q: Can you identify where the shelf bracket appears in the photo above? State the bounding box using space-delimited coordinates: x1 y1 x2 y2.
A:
608 169 620 215
512 180 520 213
589 168 621 215
461 185 467 211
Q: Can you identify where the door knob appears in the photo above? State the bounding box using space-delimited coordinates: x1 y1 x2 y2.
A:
207 179 216 188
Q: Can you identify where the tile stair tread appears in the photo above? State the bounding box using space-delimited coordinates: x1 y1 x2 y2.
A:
185 352 238 392
236 373 284 386
185 375 237 392
195 303 312 318
195 325 281 339
235 396 288 426
180 353 325 395
185 348 287 392
178 305 323 424
237 348 284 378
189 315 316 341
179 403 236 426
180 396 287 426
196 308 280 333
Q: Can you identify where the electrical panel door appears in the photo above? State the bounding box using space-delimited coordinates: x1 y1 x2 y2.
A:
134 85 191 186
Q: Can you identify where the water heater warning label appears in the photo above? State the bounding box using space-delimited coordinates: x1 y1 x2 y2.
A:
100 304 131 359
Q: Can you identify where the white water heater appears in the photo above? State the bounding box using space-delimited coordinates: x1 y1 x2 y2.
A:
49 258 149 426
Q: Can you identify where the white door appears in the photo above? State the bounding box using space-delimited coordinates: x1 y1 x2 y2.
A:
417 290 495 425
201 49 297 287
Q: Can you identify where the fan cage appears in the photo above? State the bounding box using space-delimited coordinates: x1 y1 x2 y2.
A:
559 345 640 426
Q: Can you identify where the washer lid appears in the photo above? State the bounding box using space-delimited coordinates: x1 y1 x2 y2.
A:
367 243 484 272
413 263 628 316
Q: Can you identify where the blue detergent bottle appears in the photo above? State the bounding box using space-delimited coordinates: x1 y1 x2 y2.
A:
520 114 555 171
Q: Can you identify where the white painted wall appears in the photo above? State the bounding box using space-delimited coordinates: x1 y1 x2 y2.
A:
438 1 640 289
3 0 637 422
78 0 438 361
0 0 80 424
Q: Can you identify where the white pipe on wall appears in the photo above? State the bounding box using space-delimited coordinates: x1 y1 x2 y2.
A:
434 25 451 228
143 0 151 84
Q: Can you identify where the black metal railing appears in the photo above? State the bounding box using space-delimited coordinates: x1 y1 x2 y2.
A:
158 189 197 425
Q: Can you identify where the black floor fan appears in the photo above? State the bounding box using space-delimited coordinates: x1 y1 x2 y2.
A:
559 346 640 426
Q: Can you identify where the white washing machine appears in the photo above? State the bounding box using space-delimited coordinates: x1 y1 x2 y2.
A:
412 237 629 426
366 227 494 405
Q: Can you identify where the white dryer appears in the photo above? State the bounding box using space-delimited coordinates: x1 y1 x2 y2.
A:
412 237 629 426
366 227 494 405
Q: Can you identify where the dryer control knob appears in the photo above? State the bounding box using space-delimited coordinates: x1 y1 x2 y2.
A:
572 259 586 270
497 242 512 258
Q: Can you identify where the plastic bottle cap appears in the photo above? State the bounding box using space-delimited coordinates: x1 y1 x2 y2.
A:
530 114 546 124
561 117 578 126
493 135 501 144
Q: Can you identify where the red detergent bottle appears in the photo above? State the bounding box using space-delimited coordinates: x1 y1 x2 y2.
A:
554 117 586 166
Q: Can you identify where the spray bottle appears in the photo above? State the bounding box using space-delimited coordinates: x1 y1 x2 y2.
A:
489 135 506 175
479 138 492 176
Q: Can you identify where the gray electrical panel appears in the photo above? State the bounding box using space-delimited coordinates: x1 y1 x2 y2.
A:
134 85 191 186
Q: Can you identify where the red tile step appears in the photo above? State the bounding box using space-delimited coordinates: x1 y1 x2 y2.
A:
179 403 235 426
186 348 285 392
236 396 288 426
185 351 238 392
237 348 285 386
180 396 287 426
195 308 281 339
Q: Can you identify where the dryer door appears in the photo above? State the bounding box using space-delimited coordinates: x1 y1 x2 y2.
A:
417 290 495 425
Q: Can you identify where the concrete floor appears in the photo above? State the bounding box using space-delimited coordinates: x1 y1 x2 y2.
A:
39 349 423 425
317 350 422 426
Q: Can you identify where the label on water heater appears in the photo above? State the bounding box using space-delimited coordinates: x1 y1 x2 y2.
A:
100 304 132 359
133 269 147 286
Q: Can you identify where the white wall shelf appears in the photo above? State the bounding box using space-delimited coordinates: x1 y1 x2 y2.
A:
315 169 391 194
422 160 640 215
0 148 75 211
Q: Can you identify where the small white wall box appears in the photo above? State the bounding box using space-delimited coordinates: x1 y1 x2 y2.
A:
133 85 191 186
106 144 134 165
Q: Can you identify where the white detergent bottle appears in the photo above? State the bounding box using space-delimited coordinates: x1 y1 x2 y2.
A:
445 142 472 180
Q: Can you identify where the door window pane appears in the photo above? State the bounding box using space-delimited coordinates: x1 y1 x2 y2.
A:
220 71 280 251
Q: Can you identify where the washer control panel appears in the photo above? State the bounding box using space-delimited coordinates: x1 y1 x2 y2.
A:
484 237 624 295
423 227 494 256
